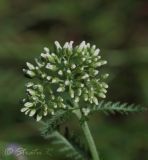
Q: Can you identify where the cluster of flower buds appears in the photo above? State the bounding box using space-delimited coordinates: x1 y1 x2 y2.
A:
22 41 109 120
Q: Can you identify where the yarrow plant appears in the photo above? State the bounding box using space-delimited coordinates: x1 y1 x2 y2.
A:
21 41 145 160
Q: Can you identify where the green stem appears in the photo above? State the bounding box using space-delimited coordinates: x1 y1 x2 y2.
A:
74 110 100 160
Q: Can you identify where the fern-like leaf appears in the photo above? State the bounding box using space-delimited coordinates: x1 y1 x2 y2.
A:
40 110 70 138
89 101 147 115
48 131 85 160
64 127 91 160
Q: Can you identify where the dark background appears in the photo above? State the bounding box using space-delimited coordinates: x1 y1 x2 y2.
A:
0 0 148 160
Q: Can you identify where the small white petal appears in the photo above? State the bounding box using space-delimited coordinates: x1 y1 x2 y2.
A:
26 62 35 70
99 93 106 98
71 64 76 69
70 89 74 98
74 97 79 103
26 82 34 88
92 45 96 50
21 107 28 112
69 41 74 49
102 83 109 88
63 42 69 48
67 69 71 74
94 49 100 56
93 97 99 105
29 109 36 117
24 102 33 108
64 60 68 64
44 47 49 53
36 115 42 121
47 76 51 80
44 110 48 116
65 80 70 86
54 41 62 49
82 74 89 79
79 41 86 50
51 111 55 115
58 70 63 75
82 58 86 61
80 83 84 88
87 43 90 48
25 110 30 115
54 104 58 108
94 70 99 75
57 87 64 92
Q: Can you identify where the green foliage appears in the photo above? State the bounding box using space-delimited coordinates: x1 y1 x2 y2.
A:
48 131 85 160
41 110 70 136
89 101 146 115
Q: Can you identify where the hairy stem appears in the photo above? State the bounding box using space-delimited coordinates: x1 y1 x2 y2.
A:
74 110 100 160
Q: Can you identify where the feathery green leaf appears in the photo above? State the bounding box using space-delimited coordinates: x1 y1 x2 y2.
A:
89 101 147 115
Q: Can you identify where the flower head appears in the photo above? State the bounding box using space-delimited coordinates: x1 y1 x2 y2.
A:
21 41 109 121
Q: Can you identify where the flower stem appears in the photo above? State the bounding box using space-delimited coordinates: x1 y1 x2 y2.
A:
74 110 100 160
81 120 100 160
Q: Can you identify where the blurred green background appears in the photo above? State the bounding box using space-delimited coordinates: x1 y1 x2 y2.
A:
0 0 148 160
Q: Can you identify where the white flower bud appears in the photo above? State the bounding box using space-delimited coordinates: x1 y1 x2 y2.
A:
44 109 48 116
65 80 70 86
82 108 90 116
77 89 82 96
24 102 33 108
46 63 56 70
78 41 86 51
21 107 28 112
58 70 63 75
80 83 84 88
64 60 68 64
71 64 76 69
51 111 55 115
93 97 99 105
23 69 36 78
82 74 89 79
92 45 96 49
54 104 57 108
61 103 66 108
94 49 100 56
94 70 99 75
55 41 62 49
82 58 86 61
36 115 42 121
57 87 65 92
102 73 109 79
29 109 36 117
26 82 34 88
69 41 74 49
52 78 59 83
26 62 35 70
44 47 49 53
102 82 109 88
27 89 36 96
70 89 74 98
84 94 88 101
67 69 71 74
63 42 69 49
101 60 107 65
25 110 30 115
47 76 51 80
87 43 90 48
41 53 49 59
99 93 106 98
74 97 79 103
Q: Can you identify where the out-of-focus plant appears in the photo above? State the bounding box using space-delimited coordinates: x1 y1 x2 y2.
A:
21 41 146 160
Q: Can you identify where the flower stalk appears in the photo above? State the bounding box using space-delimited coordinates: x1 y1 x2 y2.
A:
74 109 100 160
